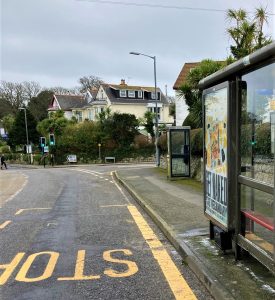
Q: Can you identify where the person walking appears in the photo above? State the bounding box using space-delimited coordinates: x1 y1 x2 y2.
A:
0 154 7 170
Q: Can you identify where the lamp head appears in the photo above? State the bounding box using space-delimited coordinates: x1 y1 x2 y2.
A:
129 52 140 55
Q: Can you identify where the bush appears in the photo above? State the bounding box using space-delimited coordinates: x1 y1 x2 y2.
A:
158 133 167 153
0 145 11 153
191 128 203 156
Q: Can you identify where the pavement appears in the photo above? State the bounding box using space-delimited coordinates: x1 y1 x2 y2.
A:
115 166 275 300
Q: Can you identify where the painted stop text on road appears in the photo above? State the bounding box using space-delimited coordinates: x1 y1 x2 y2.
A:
0 249 138 285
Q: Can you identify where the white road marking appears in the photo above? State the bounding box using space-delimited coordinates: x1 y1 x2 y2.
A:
110 172 131 204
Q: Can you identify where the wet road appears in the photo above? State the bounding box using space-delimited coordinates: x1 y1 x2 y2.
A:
0 165 212 300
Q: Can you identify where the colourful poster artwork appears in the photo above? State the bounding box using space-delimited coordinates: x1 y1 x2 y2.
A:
204 87 228 228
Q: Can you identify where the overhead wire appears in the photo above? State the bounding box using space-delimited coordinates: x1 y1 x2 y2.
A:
76 0 275 15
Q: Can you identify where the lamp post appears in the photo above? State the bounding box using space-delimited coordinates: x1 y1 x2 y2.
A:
129 51 160 167
98 143 101 162
19 107 30 163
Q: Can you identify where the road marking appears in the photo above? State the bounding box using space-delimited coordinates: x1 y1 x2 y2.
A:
15 208 51 215
0 253 25 285
58 250 100 281
100 204 128 208
16 251 59 282
125 176 140 179
0 249 138 284
0 220 11 229
76 169 104 176
111 172 131 204
128 205 197 300
103 249 138 278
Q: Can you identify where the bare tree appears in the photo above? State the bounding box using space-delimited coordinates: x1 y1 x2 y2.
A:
49 86 82 95
22 81 41 102
0 81 25 113
78 75 103 93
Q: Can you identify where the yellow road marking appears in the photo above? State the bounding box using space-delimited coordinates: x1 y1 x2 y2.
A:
16 251 59 282
103 249 138 278
15 208 51 215
128 205 197 300
0 220 11 229
0 253 25 285
58 250 100 281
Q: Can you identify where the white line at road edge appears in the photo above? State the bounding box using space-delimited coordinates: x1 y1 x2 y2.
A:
111 172 131 204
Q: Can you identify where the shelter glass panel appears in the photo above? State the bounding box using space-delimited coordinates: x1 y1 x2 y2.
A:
240 63 275 185
241 185 274 256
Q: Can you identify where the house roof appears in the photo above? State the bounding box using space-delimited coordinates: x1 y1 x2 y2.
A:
100 83 168 105
54 95 87 110
173 62 200 90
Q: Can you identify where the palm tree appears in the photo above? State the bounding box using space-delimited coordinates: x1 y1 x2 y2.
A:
254 6 271 48
226 7 272 59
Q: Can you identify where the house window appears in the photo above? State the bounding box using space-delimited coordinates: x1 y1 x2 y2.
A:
151 92 157 100
148 107 160 121
128 90 135 98
88 110 94 120
138 90 143 98
75 111 83 122
120 90 126 97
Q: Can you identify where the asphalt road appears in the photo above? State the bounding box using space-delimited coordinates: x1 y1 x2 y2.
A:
0 165 213 300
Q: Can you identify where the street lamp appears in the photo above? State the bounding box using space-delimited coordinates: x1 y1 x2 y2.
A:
19 107 30 163
129 51 160 167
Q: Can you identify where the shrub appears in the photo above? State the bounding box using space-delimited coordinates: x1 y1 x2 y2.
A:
191 128 203 156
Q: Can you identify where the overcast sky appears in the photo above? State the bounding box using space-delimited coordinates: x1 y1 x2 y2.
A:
1 0 274 95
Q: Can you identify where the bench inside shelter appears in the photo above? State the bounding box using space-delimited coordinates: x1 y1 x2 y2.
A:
105 157 116 163
241 209 274 254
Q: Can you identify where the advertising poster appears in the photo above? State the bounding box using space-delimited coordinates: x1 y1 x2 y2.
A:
204 87 228 228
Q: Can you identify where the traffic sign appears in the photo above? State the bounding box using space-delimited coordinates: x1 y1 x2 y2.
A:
44 146 49 153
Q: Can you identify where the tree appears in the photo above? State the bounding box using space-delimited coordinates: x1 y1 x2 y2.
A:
169 103 176 125
78 75 103 93
28 90 54 121
0 81 25 114
142 111 155 139
8 109 39 147
2 114 15 134
0 97 13 118
226 7 272 60
22 81 41 102
36 110 74 138
49 86 81 95
110 113 139 147
0 81 41 116
178 60 224 128
98 112 139 148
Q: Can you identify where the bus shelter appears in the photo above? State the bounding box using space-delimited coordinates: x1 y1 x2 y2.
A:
199 42 275 274
167 126 191 179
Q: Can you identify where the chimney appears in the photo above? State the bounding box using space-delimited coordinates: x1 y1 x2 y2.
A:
120 79 126 85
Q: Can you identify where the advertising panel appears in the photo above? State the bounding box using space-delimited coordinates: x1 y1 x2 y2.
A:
204 87 228 228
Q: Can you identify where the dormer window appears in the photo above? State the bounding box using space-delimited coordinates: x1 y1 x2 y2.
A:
138 90 143 98
128 90 135 98
151 92 160 100
120 90 126 97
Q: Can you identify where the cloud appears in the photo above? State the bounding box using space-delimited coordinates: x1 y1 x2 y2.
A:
1 0 274 95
